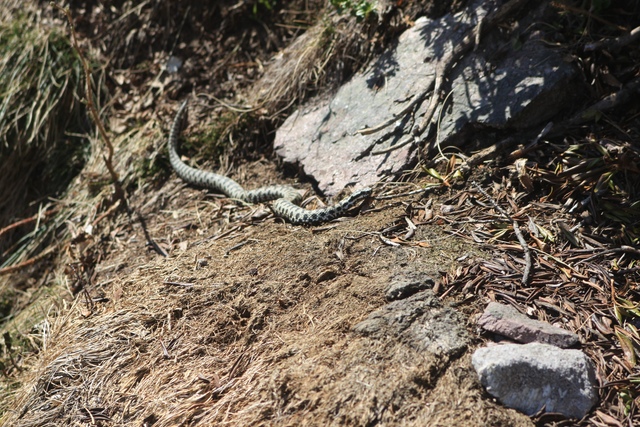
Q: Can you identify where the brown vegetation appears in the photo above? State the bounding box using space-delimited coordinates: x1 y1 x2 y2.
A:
0 0 639 426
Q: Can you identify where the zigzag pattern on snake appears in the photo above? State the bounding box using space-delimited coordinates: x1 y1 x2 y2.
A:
168 100 372 225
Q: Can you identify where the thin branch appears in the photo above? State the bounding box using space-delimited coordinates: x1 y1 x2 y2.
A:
551 1 627 32
507 122 553 160
371 135 415 155
563 76 640 129
576 245 640 265
51 3 167 257
584 25 640 52
0 245 58 276
51 3 121 196
357 100 425 136
0 208 59 239
472 181 532 284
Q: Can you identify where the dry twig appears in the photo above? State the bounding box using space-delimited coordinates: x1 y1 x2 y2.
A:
50 2 167 257
0 245 58 276
472 181 532 284
0 208 59 239
51 3 122 199
584 25 640 52
576 245 640 265
562 76 640 129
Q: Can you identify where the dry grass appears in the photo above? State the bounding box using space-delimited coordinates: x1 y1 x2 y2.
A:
1 196 515 426
251 16 371 115
0 4 96 384
0 1 361 419
0 8 86 258
0 1 167 414
0 1 638 426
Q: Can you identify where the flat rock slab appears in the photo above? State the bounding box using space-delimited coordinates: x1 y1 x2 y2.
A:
274 1 579 195
385 271 434 301
478 302 580 348
472 343 599 419
354 290 469 358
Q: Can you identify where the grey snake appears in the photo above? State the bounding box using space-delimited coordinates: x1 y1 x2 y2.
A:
168 100 372 225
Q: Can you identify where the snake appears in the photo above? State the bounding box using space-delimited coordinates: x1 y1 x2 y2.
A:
168 100 372 225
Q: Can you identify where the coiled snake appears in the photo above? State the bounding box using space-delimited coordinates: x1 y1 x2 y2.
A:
168 100 372 224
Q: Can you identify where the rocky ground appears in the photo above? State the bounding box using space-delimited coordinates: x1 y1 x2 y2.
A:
0 0 639 426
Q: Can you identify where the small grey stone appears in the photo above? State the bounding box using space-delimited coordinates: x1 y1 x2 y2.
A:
385 272 434 301
478 302 580 348
472 343 599 419
354 291 468 358
165 56 183 74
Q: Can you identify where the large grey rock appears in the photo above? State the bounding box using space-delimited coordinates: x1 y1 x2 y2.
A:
478 302 580 348
274 1 579 195
472 343 599 419
354 290 468 358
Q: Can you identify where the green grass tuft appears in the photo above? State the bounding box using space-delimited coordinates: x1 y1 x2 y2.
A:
0 14 89 257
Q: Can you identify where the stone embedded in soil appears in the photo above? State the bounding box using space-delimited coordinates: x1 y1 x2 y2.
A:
274 0 579 196
354 290 468 358
472 343 599 419
478 302 580 348
385 271 434 301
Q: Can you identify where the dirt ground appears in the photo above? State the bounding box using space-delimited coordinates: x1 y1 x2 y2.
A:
6 166 536 426
1 0 639 426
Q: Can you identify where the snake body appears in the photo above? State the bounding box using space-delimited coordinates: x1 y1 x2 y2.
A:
168 101 372 225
